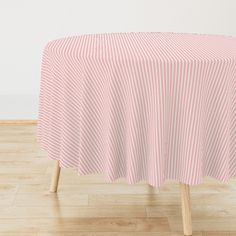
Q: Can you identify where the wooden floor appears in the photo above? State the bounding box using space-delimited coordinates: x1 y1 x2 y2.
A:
1 124 236 236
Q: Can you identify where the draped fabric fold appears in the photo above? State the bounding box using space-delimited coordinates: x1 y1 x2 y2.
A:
37 32 236 187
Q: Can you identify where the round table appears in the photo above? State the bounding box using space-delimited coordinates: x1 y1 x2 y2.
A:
37 32 236 235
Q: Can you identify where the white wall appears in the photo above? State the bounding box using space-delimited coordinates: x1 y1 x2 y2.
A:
0 0 236 119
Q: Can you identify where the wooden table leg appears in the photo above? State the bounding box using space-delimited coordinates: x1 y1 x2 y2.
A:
180 182 192 236
50 160 61 193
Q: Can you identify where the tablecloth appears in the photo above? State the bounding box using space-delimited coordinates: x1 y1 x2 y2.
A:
37 32 236 187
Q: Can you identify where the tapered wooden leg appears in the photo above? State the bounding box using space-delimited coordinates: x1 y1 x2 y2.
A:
50 161 61 193
180 182 192 236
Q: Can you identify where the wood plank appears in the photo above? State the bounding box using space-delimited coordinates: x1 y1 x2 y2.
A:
0 142 40 153
18 183 163 194
0 166 48 174
202 232 236 236
37 232 203 236
0 194 15 206
0 184 18 194
0 206 146 218
0 124 36 134
89 194 181 206
169 216 236 231
0 173 49 184
191 193 236 206
0 152 47 160
0 217 170 232
147 205 236 218
146 205 181 217
201 232 231 236
14 193 88 206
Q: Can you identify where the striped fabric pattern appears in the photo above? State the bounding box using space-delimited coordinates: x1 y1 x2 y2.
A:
37 32 236 187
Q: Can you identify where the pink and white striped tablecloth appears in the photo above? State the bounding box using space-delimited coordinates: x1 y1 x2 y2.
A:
37 32 236 187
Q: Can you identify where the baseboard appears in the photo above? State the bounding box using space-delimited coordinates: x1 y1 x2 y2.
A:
0 120 37 124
